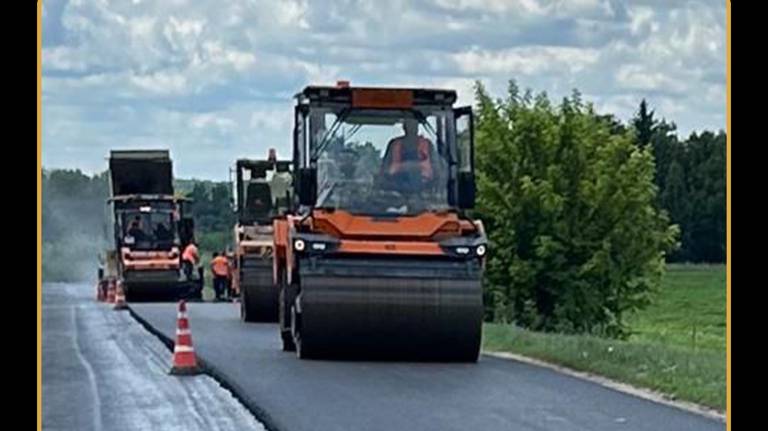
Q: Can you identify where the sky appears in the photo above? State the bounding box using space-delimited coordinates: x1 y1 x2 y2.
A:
42 0 726 180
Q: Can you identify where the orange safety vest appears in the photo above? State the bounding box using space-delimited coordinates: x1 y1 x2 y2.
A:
182 243 199 264
210 256 230 277
385 136 434 180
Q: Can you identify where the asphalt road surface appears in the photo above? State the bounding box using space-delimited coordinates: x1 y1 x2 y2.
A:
131 301 725 431
42 283 265 431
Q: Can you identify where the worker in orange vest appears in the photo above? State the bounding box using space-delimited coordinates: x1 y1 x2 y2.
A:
181 240 199 281
380 119 434 191
210 251 231 301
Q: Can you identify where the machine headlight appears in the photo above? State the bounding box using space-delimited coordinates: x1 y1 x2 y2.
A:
311 242 327 251
476 245 487 257
294 239 306 251
455 246 470 255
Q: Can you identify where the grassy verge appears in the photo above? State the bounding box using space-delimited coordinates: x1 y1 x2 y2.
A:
482 264 726 411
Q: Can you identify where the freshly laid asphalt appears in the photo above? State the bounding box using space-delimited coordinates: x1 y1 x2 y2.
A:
42 283 265 431
131 301 725 431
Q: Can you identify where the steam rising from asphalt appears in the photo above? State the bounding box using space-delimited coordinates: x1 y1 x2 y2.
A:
42 173 110 282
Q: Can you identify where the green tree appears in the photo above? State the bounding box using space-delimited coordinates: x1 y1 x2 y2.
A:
183 180 236 253
660 158 689 261
475 81 677 337
632 99 655 148
683 131 726 262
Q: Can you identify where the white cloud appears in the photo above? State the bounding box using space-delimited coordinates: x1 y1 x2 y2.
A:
434 0 546 14
628 6 655 35
189 113 236 131
615 64 686 94
41 0 726 179
453 46 600 75
131 72 188 95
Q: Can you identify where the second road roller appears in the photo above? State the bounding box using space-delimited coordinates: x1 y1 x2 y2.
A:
274 81 487 361
232 150 292 322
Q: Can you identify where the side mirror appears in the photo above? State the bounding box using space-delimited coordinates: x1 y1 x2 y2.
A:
298 167 317 206
457 171 475 209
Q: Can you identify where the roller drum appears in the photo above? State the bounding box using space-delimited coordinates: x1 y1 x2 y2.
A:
241 257 278 322
295 257 483 361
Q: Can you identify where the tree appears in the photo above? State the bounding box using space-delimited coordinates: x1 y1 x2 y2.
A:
183 180 236 253
682 131 726 262
632 99 656 148
475 81 677 337
660 158 689 261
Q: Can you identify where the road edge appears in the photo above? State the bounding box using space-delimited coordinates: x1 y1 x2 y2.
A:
483 351 726 423
127 306 284 431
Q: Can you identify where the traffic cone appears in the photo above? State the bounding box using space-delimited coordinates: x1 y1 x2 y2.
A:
113 281 128 310
170 300 201 375
106 279 116 304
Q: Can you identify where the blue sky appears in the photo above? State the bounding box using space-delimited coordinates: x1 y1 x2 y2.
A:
42 0 726 180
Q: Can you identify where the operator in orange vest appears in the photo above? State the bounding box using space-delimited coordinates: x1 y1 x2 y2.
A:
210 251 231 301
181 239 199 281
380 119 434 191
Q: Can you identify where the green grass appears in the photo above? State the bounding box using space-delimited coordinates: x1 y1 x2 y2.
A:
482 264 726 411
626 264 726 351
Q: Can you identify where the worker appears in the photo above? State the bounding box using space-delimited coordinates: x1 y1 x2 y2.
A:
380 119 434 190
210 251 231 301
127 217 146 241
181 239 199 281
154 222 172 241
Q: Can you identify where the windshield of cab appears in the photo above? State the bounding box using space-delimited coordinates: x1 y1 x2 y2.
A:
121 209 177 250
309 108 453 216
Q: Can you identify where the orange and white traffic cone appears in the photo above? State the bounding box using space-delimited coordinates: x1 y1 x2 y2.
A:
106 279 116 304
113 281 128 310
170 300 201 375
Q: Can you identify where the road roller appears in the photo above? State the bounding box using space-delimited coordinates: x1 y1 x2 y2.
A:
101 150 203 302
275 82 487 361
232 151 293 322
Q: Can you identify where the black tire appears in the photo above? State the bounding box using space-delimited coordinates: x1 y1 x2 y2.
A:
240 285 257 322
239 263 278 322
292 297 322 360
188 290 203 302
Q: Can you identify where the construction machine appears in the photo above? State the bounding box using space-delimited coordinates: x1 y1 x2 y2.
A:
275 82 487 361
232 150 293 321
101 150 203 301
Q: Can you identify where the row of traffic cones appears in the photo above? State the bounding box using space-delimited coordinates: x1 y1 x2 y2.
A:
95 279 129 310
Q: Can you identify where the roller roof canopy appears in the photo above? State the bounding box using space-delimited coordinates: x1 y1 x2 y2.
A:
109 150 173 196
297 85 458 108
